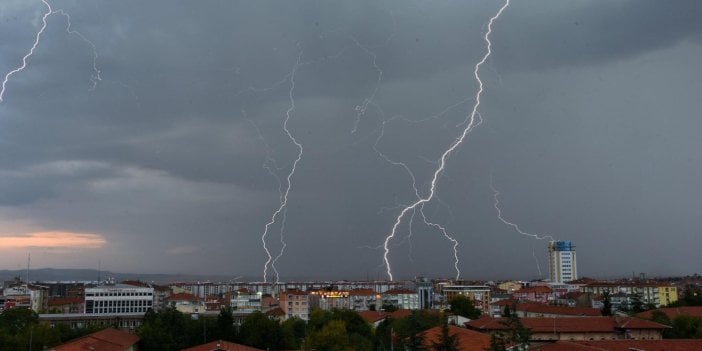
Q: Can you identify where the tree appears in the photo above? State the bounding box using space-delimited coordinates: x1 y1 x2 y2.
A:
668 315 702 339
138 307 191 350
485 333 507 351
307 309 374 351
239 311 286 350
502 305 512 318
214 307 235 341
649 310 674 338
281 317 306 349
601 291 612 316
449 295 481 319
0 308 37 334
500 312 530 351
431 318 458 351
631 293 645 313
382 303 399 312
306 320 356 351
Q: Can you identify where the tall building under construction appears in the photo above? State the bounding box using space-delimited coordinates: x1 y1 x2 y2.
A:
549 240 577 283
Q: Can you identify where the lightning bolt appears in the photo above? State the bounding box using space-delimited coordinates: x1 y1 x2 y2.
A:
1 1 101 103
260 50 304 283
1 0 52 102
52 9 101 90
532 246 543 277
382 0 511 281
270 207 288 284
250 43 352 284
490 174 554 277
419 205 460 278
489 174 555 241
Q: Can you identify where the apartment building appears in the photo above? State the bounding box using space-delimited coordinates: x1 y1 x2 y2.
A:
85 283 153 315
279 289 309 320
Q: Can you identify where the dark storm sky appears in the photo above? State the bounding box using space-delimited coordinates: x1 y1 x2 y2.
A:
1 0 701 281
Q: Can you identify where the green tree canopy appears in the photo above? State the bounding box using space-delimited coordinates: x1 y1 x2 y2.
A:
449 295 481 319
239 311 286 350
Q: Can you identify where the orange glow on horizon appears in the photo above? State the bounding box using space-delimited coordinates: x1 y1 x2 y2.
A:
0 231 106 249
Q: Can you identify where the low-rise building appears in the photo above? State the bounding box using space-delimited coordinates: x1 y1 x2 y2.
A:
85 283 154 315
637 306 702 320
47 297 84 314
48 327 140 351
39 313 145 331
580 282 677 308
513 302 601 318
421 325 493 351
382 288 419 310
349 289 381 311
182 339 263 351
231 290 263 314
512 286 553 304
439 285 491 315
466 316 669 341
531 339 702 351
310 290 351 310
167 292 205 314
498 281 523 293
279 289 309 320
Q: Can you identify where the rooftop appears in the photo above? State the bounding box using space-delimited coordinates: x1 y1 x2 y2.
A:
531 339 702 351
50 327 139 351
466 316 669 333
420 325 492 351
516 302 601 316
181 340 263 351
637 306 702 320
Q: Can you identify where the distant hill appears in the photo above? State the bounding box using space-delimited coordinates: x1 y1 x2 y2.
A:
0 268 247 284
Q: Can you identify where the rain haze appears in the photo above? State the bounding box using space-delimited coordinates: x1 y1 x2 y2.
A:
1 0 701 281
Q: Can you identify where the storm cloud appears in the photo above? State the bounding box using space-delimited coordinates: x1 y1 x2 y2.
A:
0 0 700 280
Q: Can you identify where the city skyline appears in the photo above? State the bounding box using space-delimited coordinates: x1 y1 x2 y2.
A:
1 0 701 280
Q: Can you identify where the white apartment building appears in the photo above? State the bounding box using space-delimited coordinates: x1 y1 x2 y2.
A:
231 291 263 313
85 283 154 315
382 288 419 310
549 241 578 283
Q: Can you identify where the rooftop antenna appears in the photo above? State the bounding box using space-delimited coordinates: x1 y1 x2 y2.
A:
97 260 102 284
26 253 30 289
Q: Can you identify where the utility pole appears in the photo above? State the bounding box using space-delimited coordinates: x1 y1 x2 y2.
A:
26 253 31 290
390 327 394 351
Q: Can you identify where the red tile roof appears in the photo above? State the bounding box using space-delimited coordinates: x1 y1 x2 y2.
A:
48 297 84 306
261 296 279 308
349 288 377 296
50 328 139 351
514 286 553 294
420 325 491 351
583 281 674 288
181 340 264 351
614 316 671 329
387 309 412 319
568 277 597 284
167 292 199 301
281 289 308 295
465 316 669 333
516 302 601 316
532 339 702 351
491 299 517 307
358 310 387 323
637 306 702 320
265 307 285 317
560 291 585 300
